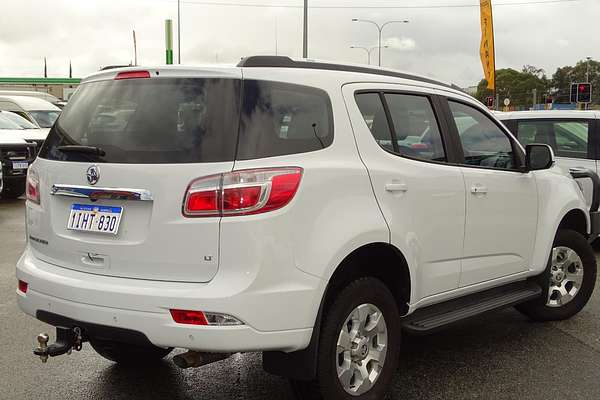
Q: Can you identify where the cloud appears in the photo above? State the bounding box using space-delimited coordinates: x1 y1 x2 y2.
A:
0 0 597 87
385 37 416 51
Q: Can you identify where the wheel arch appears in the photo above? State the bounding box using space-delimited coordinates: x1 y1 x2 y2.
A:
263 241 411 381
558 208 588 237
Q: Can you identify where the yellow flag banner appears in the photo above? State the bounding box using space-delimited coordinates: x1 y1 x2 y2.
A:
479 0 496 90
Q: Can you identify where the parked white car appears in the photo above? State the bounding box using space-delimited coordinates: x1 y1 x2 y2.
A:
0 90 61 107
17 57 599 400
497 110 600 206
0 110 49 149
0 95 60 129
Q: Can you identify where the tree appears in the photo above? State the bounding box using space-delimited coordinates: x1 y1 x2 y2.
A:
475 66 550 109
551 59 599 104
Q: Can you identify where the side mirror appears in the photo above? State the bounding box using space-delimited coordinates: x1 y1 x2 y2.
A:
525 144 555 171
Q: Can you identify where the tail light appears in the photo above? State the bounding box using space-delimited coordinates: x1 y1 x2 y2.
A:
18 280 28 294
26 168 40 204
183 167 303 217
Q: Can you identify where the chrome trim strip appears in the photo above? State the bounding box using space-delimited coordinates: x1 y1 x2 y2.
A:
51 184 153 201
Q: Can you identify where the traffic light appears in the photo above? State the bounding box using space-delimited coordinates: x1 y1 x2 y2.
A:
485 96 494 108
570 83 578 103
578 83 592 103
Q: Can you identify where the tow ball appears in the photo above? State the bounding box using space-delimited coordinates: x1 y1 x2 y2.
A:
33 327 84 363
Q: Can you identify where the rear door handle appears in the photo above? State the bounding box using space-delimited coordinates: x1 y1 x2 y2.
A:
471 184 488 194
385 183 408 193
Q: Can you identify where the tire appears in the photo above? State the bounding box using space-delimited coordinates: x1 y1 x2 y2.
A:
90 339 173 365
516 229 597 321
1 179 25 199
291 278 401 400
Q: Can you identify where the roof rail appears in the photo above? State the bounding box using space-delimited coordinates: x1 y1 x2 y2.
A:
237 56 454 90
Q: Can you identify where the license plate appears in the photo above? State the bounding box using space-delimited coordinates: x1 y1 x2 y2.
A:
12 161 28 170
67 204 123 235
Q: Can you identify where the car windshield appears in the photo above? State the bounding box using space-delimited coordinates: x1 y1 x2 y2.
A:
28 110 60 128
1 111 37 129
0 114 23 129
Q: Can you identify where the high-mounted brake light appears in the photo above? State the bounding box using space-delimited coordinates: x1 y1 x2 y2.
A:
114 70 151 80
26 169 40 205
183 167 303 217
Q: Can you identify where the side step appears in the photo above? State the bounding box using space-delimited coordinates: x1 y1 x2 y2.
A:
402 281 542 335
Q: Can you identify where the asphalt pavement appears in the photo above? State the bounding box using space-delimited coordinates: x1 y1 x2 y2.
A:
2 198 600 399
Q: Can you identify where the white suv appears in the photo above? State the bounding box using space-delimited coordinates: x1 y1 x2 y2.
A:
17 57 599 400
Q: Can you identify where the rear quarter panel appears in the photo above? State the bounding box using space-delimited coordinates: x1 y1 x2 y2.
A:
220 69 390 330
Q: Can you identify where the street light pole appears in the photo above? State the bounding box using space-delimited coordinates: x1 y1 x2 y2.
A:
352 19 409 66
350 45 389 65
303 0 308 58
177 0 181 64
586 56 592 83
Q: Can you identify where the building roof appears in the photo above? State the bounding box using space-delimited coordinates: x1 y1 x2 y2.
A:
0 77 81 85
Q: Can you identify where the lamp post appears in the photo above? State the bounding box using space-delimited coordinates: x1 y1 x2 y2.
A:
303 0 308 58
177 0 181 64
586 56 592 83
352 19 409 66
350 45 389 65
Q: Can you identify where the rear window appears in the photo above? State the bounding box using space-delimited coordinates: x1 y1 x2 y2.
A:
40 78 333 164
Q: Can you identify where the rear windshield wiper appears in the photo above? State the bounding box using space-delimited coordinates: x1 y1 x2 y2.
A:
56 145 106 157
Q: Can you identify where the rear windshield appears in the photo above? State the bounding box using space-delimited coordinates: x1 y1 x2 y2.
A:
40 78 241 163
39 77 333 164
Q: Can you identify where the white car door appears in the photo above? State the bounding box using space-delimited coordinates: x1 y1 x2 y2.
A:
344 84 466 301
446 100 538 287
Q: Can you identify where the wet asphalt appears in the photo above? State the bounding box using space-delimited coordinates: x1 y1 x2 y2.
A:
2 198 600 400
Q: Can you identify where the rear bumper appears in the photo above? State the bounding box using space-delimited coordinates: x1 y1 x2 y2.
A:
16 247 321 352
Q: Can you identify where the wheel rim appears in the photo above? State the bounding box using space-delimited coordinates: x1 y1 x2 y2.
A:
547 246 584 308
336 303 388 396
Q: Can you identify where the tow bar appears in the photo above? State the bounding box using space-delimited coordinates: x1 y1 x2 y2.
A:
33 327 84 363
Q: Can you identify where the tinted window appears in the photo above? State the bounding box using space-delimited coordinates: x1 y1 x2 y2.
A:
517 120 590 159
40 78 241 163
236 81 333 160
384 94 446 161
355 93 394 152
449 101 514 169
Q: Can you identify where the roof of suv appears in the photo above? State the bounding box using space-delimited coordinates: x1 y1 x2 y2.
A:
81 56 469 99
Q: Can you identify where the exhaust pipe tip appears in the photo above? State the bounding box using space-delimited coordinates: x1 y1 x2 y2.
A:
172 353 192 369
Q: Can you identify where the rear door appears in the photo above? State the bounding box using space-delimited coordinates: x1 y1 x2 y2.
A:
345 83 466 300
445 100 538 286
29 69 242 283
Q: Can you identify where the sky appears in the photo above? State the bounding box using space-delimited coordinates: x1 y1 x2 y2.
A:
0 0 598 87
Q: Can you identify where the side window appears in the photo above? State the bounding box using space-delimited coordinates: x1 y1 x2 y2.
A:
384 94 446 161
554 122 589 158
237 80 334 160
516 120 590 159
449 101 515 169
355 93 395 153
